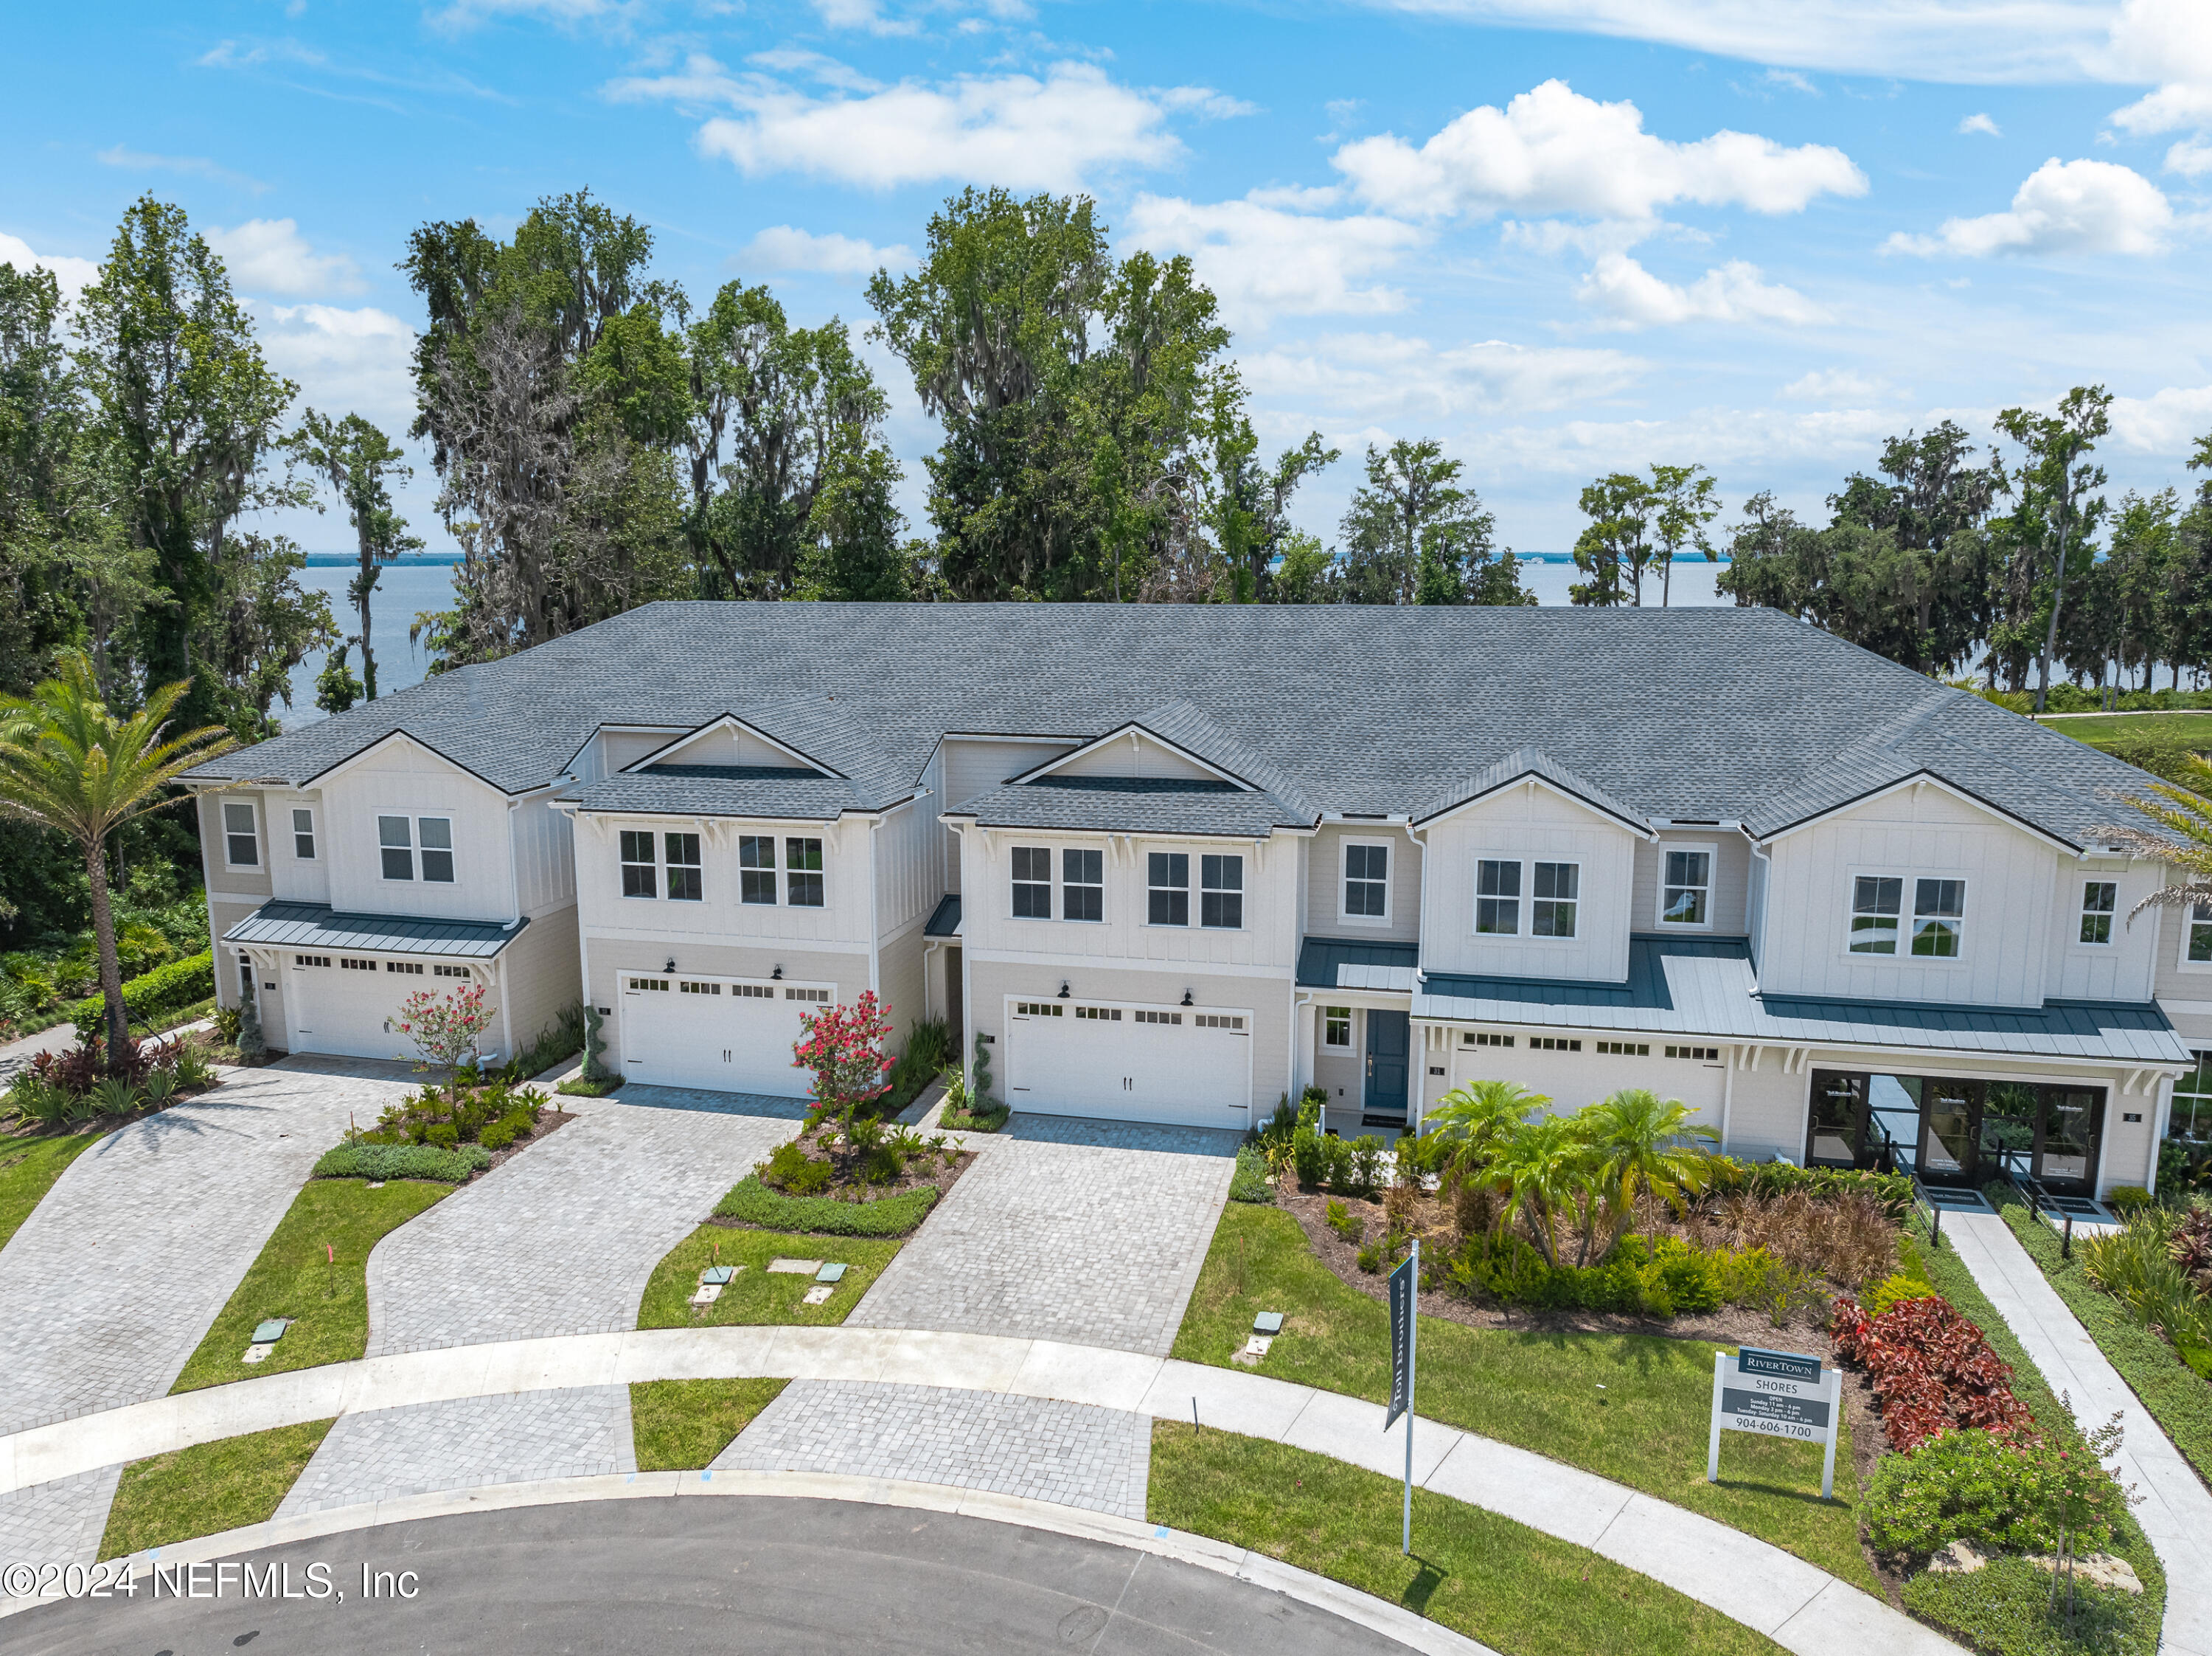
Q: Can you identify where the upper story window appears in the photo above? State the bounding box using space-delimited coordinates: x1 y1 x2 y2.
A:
2192 902 2212 964
1848 875 1902 953
380 815 453 883
1532 861 1579 938
1912 878 1965 958
1062 849 1102 922
1343 843 1389 920
665 832 702 902
379 815 413 881
420 817 454 883
1323 1006 1352 1048
1475 858 1520 935
222 801 259 868
1202 854 1243 929
740 835 776 904
785 838 824 908
1660 849 1711 927
1148 852 1190 927
291 808 316 860
2079 880 2118 946
1012 846 1051 918
620 829 657 898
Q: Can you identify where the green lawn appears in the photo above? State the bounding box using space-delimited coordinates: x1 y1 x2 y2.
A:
1150 1425 1785 1656
1175 1204 1877 1591
0 1130 105 1253
630 1377 790 1469
636 1225 902 1329
99 1419 334 1560
2039 711 2212 746
170 1178 453 1392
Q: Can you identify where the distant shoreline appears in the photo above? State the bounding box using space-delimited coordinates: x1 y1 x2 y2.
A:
298 551 1735 569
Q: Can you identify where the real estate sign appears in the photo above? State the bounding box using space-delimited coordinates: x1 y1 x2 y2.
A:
1707 1345 1839 1499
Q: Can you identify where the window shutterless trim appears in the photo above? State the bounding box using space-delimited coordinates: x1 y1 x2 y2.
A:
1339 838 1392 927
2076 879 2117 947
221 798 260 870
1657 843 1715 930
291 807 316 862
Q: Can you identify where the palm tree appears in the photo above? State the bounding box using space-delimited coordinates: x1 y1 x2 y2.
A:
0 653 234 1070
1583 1088 1718 1256
1487 1113 1600 1267
1425 1078 1549 1186
2103 754 2212 922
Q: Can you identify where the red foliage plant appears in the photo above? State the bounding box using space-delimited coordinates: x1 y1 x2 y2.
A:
792 991 896 1120
1830 1292 2038 1454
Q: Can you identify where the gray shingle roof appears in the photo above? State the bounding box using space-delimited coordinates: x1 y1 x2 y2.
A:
564 765 875 821
947 775 1308 837
223 900 528 959
182 602 2173 844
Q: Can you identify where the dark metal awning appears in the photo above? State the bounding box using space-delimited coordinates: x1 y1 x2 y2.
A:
223 901 528 961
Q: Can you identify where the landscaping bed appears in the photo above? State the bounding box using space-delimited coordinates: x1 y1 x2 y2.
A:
317 1074 574 1185
709 1113 972 1238
98 1419 335 1562
637 1226 902 1328
1 1029 224 1141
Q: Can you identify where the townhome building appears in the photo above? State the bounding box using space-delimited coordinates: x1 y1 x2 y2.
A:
184 602 2205 1200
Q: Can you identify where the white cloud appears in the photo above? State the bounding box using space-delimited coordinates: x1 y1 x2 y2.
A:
0 232 100 305
428 0 636 32
205 220 363 296
2101 0 2212 134
1883 157 2172 257
1330 80 1865 228
1781 367 1889 401
2110 383 2212 450
1575 252 1826 328
811 0 919 34
2169 138 2212 178
95 144 267 194
1958 111 2002 136
259 304 417 431
1121 195 1427 330
1762 69 1818 95
1242 331 1648 422
742 226 912 276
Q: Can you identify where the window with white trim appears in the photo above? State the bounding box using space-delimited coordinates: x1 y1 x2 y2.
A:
1062 848 1102 922
1012 846 1051 919
1323 1006 1352 1048
1660 849 1711 927
664 832 702 902
1532 861 1578 938
1912 878 1965 958
1849 874 1902 954
1475 859 1520 935
2192 903 2212 964
419 817 454 883
740 836 776 905
1343 843 1388 920
222 801 259 868
620 830 657 899
785 838 824 908
1201 854 1243 929
2079 880 2117 946
291 808 316 860
379 815 414 881
1148 852 1189 927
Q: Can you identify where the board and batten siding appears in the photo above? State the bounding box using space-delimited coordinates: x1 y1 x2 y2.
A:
1418 783 1639 984
319 738 520 922
872 795 939 944
1756 784 2058 1005
512 792 577 916
1305 824 1420 944
2045 855 2161 1004
938 736 1080 894
1630 831 1751 936
572 810 874 951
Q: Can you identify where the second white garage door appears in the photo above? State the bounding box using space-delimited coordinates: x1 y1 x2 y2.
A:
620 973 827 1096
1006 997 1251 1127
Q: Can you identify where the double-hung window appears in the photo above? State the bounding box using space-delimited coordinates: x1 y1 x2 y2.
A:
740 835 776 905
785 838 824 908
2079 880 2117 945
1660 849 1710 926
380 815 453 883
379 815 414 882
1201 854 1243 929
419 817 454 883
1012 847 1052 918
1475 859 1520 935
1912 878 1965 958
665 833 702 902
2192 902 2212 964
1148 852 1189 927
1343 843 1388 919
1532 861 1578 937
620 830 657 898
1062 849 1102 922
1323 1006 1352 1049
1849 875 1902 953
291 808 316 860
223 801 260 868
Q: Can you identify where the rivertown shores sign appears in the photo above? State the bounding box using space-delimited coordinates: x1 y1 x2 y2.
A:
1706 1345 1840 1499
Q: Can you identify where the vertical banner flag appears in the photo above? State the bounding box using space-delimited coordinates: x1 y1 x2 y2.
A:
1385 1245 1416 1430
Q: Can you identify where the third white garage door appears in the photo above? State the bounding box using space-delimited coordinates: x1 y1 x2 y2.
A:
620 974 828 1096
1006 997 1252 1128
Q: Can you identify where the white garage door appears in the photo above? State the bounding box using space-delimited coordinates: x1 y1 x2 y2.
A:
1007 997 1251 1127
288 955 434 1061
619 973 827 1096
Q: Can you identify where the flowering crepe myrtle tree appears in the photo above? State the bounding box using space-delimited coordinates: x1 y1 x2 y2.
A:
793 991 894 1138
395 981 496 1104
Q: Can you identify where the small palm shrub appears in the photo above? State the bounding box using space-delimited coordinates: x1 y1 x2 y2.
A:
88 1075 139 1117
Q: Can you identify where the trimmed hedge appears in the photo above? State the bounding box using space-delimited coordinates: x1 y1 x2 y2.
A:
69 950 215 1043
1228 1144 1273 1204
311 1142 490 1183
714 1175 937 1236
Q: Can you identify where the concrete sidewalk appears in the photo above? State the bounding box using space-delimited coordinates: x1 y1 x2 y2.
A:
1946 1210 2212 1656
0 1323 1958 1656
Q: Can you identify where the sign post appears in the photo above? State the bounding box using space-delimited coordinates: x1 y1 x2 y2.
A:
1707 1345 1839 1499
1385 1238 1419 1554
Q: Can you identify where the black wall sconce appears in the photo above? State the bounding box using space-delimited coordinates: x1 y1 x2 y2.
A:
771 964 783 981
1180 989 1194 1007
1057 981 1071 998
664 957 676 973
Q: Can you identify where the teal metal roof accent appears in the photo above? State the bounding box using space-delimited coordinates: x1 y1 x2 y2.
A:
223 901 527 960
924 895 961 938
1297 936 1421 992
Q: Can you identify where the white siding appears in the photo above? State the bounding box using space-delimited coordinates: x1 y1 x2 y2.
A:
940 736 1079 894
319 739 519 922
1307 824 1420 943
878 916 931 1050
2048 856 2160 1003
266 790 330 905
498 903 582 1068
512 792 577 916
1630 831 1750 935
1419 783 1639 983
872 796 939 942
572 811 873 950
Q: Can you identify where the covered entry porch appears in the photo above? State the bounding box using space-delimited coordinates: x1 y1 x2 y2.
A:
1806 1069 2112 1196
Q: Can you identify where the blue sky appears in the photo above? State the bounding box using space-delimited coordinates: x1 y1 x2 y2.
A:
5 0 2210 557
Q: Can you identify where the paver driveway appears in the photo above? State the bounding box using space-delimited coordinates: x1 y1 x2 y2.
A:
849 1114 1238 1356
363 1087 807 1355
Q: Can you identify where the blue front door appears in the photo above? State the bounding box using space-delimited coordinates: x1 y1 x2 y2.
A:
1364 1009 1410 1116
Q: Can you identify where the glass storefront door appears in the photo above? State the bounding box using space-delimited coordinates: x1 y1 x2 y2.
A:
1919 1079 1980 1182
1806 1071 1868 1166
2039 1090 2102 1187
1804 1070 2106 1194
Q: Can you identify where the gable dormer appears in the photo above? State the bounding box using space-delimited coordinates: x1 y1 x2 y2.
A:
628 714 844 778
1013 723 1256 790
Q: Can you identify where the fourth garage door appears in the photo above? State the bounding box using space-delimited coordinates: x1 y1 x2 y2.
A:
1006 997 1251 1127
620 974 826 1096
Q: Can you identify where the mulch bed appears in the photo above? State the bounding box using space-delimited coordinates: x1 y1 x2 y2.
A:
705 1118 976 1228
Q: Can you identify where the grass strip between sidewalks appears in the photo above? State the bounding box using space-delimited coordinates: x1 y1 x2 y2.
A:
0 1130 105 1253
630 1377 790 1471
1172 1203 1878 1591
636 1226 900 1329
99 1420 335 1562
1149 1424 1786 1656
171 1178 453 1392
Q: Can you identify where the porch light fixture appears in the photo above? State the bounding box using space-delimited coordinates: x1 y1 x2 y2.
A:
771 964 783 981
1057 981 1071 998
664 957 676 973
1181 989 1194 1007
